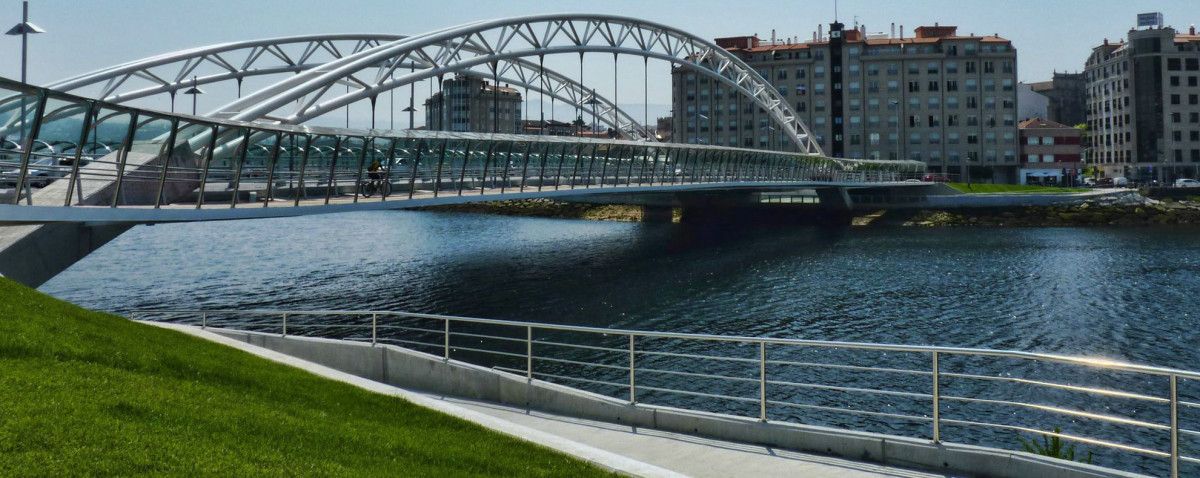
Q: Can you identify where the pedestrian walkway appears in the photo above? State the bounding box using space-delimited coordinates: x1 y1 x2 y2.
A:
440 395 948 478
156 322 947 478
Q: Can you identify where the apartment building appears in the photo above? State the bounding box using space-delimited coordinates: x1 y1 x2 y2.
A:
424 75 522 133
1086 23 1200 182
1018 118 1083 185
672 21 1019 181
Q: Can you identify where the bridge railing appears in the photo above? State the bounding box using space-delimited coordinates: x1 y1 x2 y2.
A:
132 308 1197 477
0 77 926 209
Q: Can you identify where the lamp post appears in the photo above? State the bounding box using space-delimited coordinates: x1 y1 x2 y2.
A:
183 76 204 116
6 0 44 85
585 89 600 137
401 105 416 130
7 0 44 143
691 112 709 145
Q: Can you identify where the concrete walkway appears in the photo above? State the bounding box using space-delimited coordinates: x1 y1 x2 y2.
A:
440 395 948 478
153 322 945 478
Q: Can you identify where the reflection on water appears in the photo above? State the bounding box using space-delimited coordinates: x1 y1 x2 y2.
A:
42 210 1200 475
46 210 1200 365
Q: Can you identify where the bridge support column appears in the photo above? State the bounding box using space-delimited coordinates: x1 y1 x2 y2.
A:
814 187 853 211
0 223 133 288
641 205 675 223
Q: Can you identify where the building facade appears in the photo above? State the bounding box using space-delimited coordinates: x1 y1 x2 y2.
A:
1017 83 1050 120
1085 23 1200 181
1018 118 1083 185
672 22 1019 181
1029 72 1087 126
424 75 522 133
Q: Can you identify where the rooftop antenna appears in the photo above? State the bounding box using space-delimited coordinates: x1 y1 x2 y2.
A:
834 0 839 22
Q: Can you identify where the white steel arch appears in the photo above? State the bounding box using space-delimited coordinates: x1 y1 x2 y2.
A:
215 14 823 155
43 34 650 139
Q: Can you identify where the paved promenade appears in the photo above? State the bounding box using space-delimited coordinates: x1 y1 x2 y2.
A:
157 322 945 478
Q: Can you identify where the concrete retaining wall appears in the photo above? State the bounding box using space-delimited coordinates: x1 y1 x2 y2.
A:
209 328 1143 478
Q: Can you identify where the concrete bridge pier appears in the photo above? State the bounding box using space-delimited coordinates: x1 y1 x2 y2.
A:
814 187 853 211
641 205 675 223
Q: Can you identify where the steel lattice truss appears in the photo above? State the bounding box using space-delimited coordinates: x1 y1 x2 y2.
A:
210 14 821 155
44 34 649 139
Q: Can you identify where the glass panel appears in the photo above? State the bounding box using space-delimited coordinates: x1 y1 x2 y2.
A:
113 115 173 205
23 97 89 204
160 121 210 206
197 126 248 208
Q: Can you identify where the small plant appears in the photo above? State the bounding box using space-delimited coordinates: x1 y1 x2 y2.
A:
1018 428 1094 464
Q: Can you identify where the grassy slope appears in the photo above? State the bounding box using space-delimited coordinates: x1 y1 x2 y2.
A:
948 182 1089 194
0 278 613 476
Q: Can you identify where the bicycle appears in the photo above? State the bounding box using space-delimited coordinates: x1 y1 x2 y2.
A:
359 176 391 197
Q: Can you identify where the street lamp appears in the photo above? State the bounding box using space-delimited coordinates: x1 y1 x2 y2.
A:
691 112 709 145
183 76 204 116
585 89 600 137
6 0 44 85
401 105 416 130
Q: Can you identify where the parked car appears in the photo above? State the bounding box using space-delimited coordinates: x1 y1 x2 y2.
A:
1097 177 1114 187
1113 177 1129 187
1175 178 1200 188
0 157 67 188
1083 177 1097 187
921 174 950 183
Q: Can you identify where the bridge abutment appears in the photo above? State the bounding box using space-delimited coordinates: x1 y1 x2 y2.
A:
641 205 675 223
0 223 132 288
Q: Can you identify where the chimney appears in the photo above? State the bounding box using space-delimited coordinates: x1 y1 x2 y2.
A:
1192 24 1197 35
818 24 823 40
899 25 904 39
771 29 776 44
891 22 895 38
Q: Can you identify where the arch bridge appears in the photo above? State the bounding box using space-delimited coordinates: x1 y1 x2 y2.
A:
0 14 931 286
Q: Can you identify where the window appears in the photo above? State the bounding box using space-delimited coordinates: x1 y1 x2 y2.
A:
1027 136 1038 145
1027 154 1039 163
928 80 939 91
908 81 920 92
1168 58 1182 71
927 61 939 74
965 79 978 92
1042 136 1055 145
946 80 958 92
1172 94 1181 105
1172 76 1181 87
777 70 788 80
983 61 995 74
887 80 899 92
965 61 976 74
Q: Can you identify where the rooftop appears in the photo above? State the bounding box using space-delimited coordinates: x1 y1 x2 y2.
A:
719 24 1011 54
1018 117 1076 130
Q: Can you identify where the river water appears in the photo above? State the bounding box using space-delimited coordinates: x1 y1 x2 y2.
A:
41 210 1200 475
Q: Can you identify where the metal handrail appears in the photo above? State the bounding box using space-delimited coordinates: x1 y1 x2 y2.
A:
131 308 1196 477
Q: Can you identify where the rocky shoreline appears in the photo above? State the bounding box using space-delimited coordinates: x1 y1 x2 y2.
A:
902 194 1200 227
420 194 1200 228
418 198 659 222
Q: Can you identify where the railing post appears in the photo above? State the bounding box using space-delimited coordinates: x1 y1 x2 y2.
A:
282 313 288 337
526 326 533 381
201 312 207 330
1171 374 1179 478
760 341 768 421
629 334 636 404
371 313 378 346
932 351 941 443
444 318 450 361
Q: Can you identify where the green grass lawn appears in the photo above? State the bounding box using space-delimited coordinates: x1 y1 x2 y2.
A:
0 278 614 476
947 182 1089 194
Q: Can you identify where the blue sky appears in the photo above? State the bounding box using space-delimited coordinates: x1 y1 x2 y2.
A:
2 0 1197 127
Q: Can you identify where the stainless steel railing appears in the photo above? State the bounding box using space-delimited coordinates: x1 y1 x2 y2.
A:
130 308 1196 477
